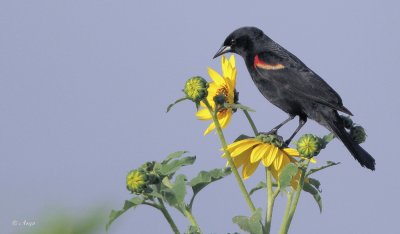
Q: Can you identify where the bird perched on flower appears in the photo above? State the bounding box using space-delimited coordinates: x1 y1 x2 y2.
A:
213 27 375 170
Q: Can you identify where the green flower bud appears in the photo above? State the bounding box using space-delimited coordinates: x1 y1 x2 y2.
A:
183 76 208 103
296 134 322 158
350 125 367 144
340 115 354 129
126 169 147 194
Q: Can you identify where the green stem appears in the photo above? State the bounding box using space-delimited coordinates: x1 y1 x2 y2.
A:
264 168 280 234
278 191 294 234
279 160 310 234
203 99 256 212
183 207 201 232
243 109 259 135
243 104 278 234
154 199 180 234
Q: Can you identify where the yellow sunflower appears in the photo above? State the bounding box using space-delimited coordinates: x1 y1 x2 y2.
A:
196 55 237 135
224 137 315 185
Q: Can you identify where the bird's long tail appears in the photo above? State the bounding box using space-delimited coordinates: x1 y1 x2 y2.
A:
323 112 375 170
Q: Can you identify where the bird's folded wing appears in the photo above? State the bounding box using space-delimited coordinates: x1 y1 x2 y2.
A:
254 51 353 115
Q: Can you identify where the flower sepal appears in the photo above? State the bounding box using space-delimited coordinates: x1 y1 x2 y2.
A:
224 102 255 113
256 133 284 148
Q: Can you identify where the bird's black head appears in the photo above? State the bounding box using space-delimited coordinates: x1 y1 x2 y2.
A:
213 27 264 59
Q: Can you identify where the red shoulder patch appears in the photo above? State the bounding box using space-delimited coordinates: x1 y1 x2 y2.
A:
254 55 285 70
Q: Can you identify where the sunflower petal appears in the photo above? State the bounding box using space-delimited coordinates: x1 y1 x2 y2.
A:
222 56 229 78
203 122 216 135
273 150 284 171
218 110 232 129
269 166 279 181
231 140 259 157
250 144 266 163
283 148 300 157
208 67 224 85
230 68 237 88
232 153 247 168
196 108 212 120
273 155 291 179
242 160 260 179
226 138 257 151
266 146 279 167
229 55 236 68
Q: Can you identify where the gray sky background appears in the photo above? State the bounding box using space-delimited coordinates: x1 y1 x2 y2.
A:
1 1 399 233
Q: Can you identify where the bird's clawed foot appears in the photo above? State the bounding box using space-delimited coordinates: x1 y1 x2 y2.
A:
282 139 292 148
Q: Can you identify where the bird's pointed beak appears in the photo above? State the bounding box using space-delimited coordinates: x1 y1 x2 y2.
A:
213 46 232 59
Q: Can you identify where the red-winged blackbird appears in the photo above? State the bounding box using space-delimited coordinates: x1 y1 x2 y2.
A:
214 26 375 170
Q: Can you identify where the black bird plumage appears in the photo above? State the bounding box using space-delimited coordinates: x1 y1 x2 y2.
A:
214 26 375 170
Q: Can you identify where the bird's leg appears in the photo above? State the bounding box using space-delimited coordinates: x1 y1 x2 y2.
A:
263 115 295 135
284 117 307 147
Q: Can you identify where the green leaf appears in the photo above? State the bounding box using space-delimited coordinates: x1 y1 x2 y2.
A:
322 133 335 147
161 174 187 210
188 168 231 210
279 163 298 190
308 178 321 191
190 168 232 195
249 182 267 196
225 103 255 112
162 151 188 164
148 190 164 199
162 177 174 189
232 208 263 234
234 134 252 142
303 182 323 212
159 156 196 176
166 97 188 112
106 197 144 230
306 161 340 176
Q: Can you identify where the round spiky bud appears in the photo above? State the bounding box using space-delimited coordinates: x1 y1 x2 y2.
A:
183 76 208 103
350 125 367 144
126 169 147 194
296 134 323 158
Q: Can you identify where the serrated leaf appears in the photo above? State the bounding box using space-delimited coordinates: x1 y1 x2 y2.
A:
161 174 187 210
190 168 231 195
279 163 298 190
106 197 144 230
308 178 321 191
306 161 340 176
166 97 188 112
249 181 267 196
162 151 188 164
303 182 322 212
232 208 263 234
159 156 196 176
188 168 231 210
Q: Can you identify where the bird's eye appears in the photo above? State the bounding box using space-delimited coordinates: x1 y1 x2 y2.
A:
230 39 236 46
